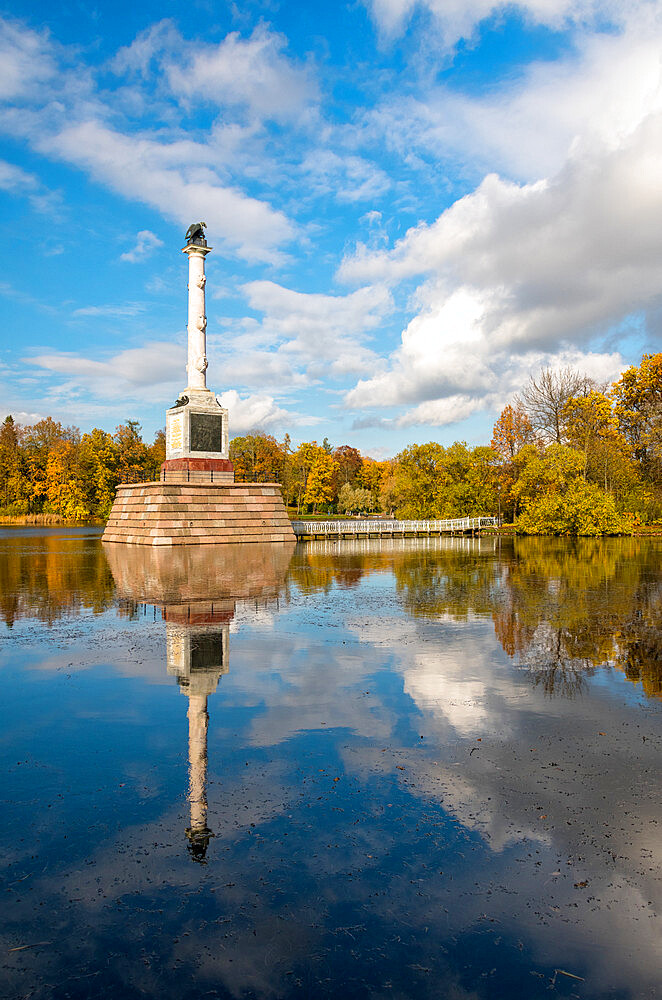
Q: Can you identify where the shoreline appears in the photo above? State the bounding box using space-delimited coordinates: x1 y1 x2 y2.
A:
0 514 660 536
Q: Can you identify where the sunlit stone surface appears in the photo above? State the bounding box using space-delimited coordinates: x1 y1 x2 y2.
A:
1 530 661 999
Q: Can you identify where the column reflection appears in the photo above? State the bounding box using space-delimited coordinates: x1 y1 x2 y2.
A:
104 540 296 862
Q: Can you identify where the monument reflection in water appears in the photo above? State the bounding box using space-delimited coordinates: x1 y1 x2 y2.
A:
104 540 295 862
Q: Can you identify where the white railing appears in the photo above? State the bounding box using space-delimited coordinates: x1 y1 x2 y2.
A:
291 516 498 536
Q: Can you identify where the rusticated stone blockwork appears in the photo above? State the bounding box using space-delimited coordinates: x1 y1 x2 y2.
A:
102 481 296 546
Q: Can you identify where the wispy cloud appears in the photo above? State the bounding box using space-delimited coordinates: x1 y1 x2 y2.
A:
119 229 164 263
27 341 183 400
365 0 630 46
0 17 57 101
72 303 146 318
42 121 297 265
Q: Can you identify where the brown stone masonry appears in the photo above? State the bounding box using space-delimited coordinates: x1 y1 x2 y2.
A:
102 481 296 546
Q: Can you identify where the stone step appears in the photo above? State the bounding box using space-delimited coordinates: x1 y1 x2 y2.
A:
102 481 296 546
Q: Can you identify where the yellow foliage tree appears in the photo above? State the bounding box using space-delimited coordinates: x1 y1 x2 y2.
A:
303 452 338 513
45 441 91 521
79 428 119 518
611 352 662 484
491 403 535 460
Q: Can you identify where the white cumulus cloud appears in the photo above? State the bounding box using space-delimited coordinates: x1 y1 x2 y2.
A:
218 389 317 435
166 24 318 121
41 121 297 264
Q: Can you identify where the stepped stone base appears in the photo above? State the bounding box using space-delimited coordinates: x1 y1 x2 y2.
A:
102 481 295 546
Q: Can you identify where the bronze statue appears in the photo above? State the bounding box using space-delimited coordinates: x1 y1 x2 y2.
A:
185 222 207 245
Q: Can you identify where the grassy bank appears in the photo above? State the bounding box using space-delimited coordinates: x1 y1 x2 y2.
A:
0 513 103 526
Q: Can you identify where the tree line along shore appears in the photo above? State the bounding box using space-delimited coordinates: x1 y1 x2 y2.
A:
1 352 660 536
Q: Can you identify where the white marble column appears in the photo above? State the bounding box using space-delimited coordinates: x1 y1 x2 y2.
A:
182 244 211 393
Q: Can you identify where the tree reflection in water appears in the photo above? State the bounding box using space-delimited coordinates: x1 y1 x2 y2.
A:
0 528 114 626
292 536 662 699
2 529 660 699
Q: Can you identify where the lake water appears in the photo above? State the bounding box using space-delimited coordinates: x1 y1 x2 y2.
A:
1 529 661 999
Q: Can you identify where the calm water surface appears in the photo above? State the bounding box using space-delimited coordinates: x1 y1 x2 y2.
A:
1 530 661 999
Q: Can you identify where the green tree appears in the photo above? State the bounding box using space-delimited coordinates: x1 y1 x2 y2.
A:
0 416 29 514
387 443 451 518
517 479 632 536
115 420 148 483
386 442 498 519
79 428 119 518
443 442 498 517
338 483 375 514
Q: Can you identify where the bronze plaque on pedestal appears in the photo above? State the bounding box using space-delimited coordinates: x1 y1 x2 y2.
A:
190 634 224 672
190 412 222 453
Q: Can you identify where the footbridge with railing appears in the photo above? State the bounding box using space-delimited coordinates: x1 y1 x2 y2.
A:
291 516 498 539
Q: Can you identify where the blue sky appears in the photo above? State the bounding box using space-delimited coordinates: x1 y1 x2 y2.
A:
1 0 660 456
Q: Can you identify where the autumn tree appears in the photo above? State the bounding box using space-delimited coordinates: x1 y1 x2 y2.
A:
287 442 325 512
147 429 166 479
115 420 148 483
23 418 79 510
333 445 362 488
511 443 584 509
79 428 119 518
0 417 29 513
611 352 662 484
491 404 537 520
45 440 91 521
356 458 391 509
230 433 287 483
517 479 631 536
512 443 631 535
562 391 619 478
560 390 644 515
491 403 535 460
303 451 338 513
520 366 595 444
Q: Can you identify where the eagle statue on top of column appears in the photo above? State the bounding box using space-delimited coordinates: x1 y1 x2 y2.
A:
185 222 207 246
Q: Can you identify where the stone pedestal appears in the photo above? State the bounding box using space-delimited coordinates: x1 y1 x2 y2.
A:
103 481 296 545
164 390 233 483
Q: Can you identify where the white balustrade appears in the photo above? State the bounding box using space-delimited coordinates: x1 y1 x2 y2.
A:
291 517 498 536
